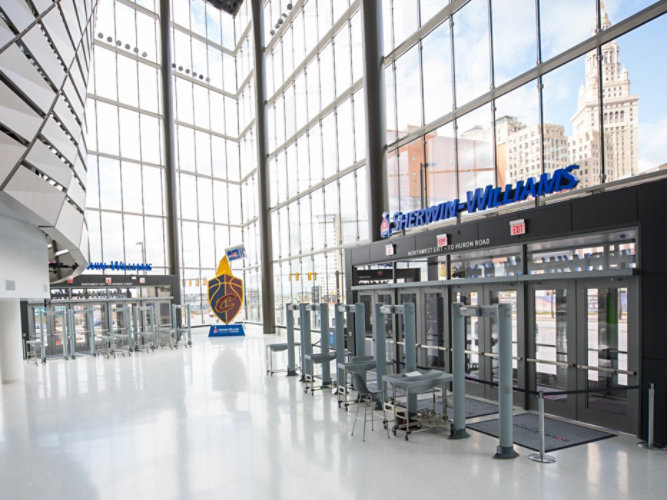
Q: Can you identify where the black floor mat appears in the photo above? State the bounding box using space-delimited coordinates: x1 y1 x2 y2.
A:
467 413 615 452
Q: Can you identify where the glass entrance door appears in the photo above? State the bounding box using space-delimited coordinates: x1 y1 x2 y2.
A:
527 281 577 419
576 278 639 433
527 278 639 433
420 289 448 371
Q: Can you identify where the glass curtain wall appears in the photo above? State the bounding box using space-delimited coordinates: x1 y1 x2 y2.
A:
86 0 167 276
263 0 369 327
86 0 244 325
171 0 242 324
385 0 667 216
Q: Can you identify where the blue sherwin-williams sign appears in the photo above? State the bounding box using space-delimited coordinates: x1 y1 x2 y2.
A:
208 324 245 337
381 165 580 238
86 261 153 271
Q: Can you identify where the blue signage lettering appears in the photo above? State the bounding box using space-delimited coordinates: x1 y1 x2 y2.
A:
380 166 580 238
85 261 153 272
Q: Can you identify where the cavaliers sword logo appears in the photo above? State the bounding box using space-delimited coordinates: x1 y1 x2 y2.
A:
208 256 244 324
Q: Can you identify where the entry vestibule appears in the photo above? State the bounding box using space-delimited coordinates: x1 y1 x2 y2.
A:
350 228 640 435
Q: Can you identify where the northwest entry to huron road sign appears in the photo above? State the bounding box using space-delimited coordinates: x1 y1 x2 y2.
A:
380 165 580 239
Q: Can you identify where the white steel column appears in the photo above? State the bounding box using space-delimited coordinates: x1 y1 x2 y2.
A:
0 299 24 382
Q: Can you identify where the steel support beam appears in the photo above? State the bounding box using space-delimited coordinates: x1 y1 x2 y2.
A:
159 0 182 307
361 0 388 242
250 0 275 333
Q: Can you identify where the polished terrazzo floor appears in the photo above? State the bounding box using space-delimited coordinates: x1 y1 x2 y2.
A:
1 325 665 499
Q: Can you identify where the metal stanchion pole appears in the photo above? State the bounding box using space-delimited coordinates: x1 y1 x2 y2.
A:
529 392 556 463
638 383 665 450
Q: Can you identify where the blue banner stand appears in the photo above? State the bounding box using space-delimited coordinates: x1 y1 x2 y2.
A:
208 324 245 337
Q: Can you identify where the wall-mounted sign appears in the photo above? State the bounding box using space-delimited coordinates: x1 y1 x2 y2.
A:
407 237 492 257
436 234 449 248
86 261 153 271
385 244 395 256
380 165 579 238
510 219 526 236
225 244 246 261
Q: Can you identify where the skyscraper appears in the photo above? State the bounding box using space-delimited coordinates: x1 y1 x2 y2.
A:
570 5 639 186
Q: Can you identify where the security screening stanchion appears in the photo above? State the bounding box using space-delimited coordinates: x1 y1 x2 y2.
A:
454 302 518 459
299 304 313 382
638 383 665 450
124 305 135 352
373 303 388 404
132 306 140 351
37 308 46 363
67 309 76 359
376 303 417 413
285 304 299 376
529 391 557 463
86 308 98 356
56 309 70 360
334 302 366 389
450 303 470 440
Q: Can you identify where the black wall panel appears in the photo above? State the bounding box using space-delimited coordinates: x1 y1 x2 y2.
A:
641 273 667 361
572 189 638 233
638 180 667 274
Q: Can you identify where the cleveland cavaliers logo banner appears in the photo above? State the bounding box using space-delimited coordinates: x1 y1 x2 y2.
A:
208 256 244 324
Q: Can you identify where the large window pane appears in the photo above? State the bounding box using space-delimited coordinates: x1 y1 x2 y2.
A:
319 43 335 109
393 0 419 47
117 57 138 107
322 111 337 178
353 91 366 162
180 174 198 219
98 157 122 210
334 24 352 95
197 177 213 222
603 15 667 180
144 216 166 269
119 108 140 161
454 0 491 106
395 45 421 133
425 122 457 204
491 0 537 87
122 161 143 213
397 136 424 212
542 55 590 187
457 104 494 195
337 99 354 169
339 173 357 244
356 169 368 241
96 102 119 155
143 165 164 215
123 214 144 262
101 212 123 262
494 80 542 185
540 0 596 62
422 21 453 124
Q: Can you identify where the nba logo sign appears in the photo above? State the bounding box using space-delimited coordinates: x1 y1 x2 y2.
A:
436 234 449 248
380 212 392 239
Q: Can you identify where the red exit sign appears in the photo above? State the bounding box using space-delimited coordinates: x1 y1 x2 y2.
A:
510 219 526 236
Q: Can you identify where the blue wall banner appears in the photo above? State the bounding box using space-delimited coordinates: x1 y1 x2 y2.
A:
381 165 580 238
209 324 245 337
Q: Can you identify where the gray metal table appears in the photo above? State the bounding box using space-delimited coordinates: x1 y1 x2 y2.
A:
383 370 453 441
